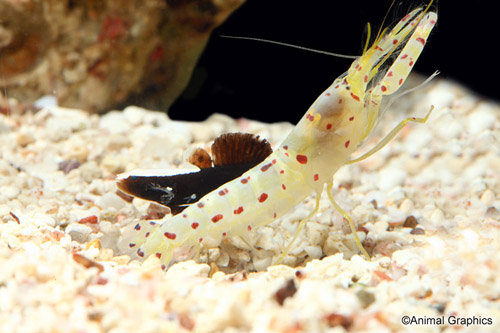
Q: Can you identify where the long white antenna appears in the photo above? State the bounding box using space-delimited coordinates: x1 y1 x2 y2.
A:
219 35 359 59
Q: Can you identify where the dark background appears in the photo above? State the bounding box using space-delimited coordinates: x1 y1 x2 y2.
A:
170 0 497 124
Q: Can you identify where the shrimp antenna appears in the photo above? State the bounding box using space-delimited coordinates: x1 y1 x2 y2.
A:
219 35 359 59
374 0 396 44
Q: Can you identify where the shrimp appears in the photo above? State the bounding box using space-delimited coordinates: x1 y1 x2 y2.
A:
118 3 438 270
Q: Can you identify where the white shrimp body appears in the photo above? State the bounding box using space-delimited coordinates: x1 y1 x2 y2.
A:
125 152 312 268
120 5 437 269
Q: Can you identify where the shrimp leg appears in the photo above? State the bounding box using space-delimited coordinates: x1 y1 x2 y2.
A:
275 193 322 265
348 105 434 164
327 182 370 259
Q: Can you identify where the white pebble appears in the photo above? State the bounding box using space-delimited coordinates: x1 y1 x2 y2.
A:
96 193 126 211
208 248 221 262
373 221 389 234
32 213 56 227
429 209 444 224
404 127 433 156
34 95 58 108
306 222 328 246
0 186 20 200
467 103 497 135
363 190 387 208
425 81 456 110
304 245 323 259
99 111 131 134
387 187 406 204
377 168 407 191
480 189 496 206
253 256 272 271
99 221 121 251
399 198 415 214
123 106 148 126
426 236 445 252
216 251 230 267
460 230 479 250
387 206 406 223
66 223 92 243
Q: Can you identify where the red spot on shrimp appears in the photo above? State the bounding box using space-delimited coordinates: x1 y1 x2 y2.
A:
409 59 414 66
345 140 351 148
296 155 308 164
412 117 416 120
182 214 187 218
338 98 343 104
283 145 288 150
273 212 277 218
191 222 199 229
258 193 268 203
325 92 331 96
381 86 387 92
199 238 203 243
241 178 248 184
393 39 398 45
388 71 393 77
137 249 144 257
399 78 403 85
222 232 227 237
416 37 426 45
197 202 204 208
129 243 136 248
282 184 286 190
280 170 284 174
218 188 229 196
364 75 367 83
164 232 176 240
145 232 150 238
248 225 252 231
314 174 319 181
306 113 315 121
272 159 276 164
374 46 383 51
234 206 244 215
212 214 223 223
134 224 141 231
350 92 360 102
349 116 354 121
284 152 289 157
161 265 166 270
261 163 272 172
326 123 332 130
401 54 408 59
156 253 162 259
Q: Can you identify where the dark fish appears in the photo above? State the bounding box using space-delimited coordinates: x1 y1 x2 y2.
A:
117 133 273 215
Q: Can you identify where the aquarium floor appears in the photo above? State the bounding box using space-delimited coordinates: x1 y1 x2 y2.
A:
1 78 499 332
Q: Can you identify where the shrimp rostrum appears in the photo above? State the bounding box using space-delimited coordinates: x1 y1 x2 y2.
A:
118 4 438 269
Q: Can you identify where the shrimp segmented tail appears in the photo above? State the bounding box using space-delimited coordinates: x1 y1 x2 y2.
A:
118 3 438 269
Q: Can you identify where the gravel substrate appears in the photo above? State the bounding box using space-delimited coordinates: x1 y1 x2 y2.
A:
1 78 499 332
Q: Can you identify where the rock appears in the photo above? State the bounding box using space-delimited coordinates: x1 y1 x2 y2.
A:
0 0 245 112
66 223 93 243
